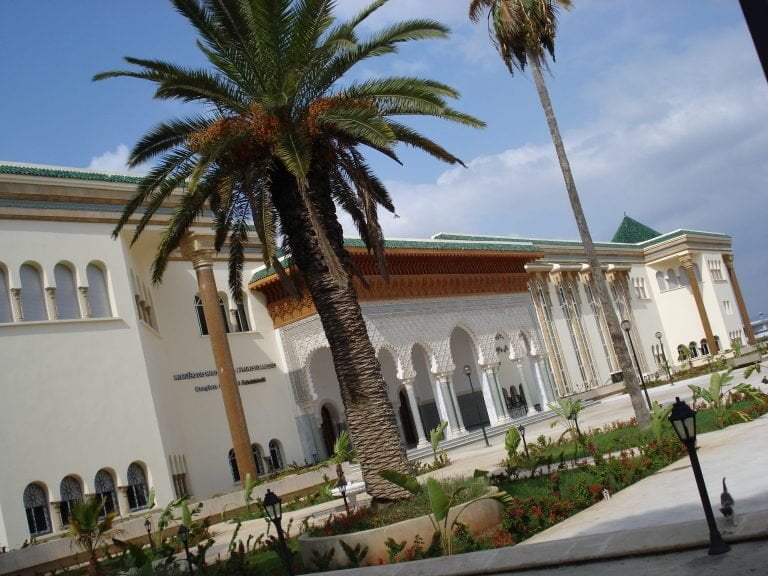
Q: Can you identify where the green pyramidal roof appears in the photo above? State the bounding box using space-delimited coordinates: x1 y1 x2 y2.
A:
611 215 661 244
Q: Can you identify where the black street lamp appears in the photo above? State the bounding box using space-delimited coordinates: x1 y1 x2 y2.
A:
668 397 730 556
517 424 529 459
463 365 490 447
177 524 192 572
144 517 154 552
336 463 350 515
620 319 652 410
655 331 674 386
263 489 295 576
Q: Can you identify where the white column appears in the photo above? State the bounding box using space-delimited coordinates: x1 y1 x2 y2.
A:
403 379 429 448
78 286 91 318
45 287 58 319
532 357 552 411
484 363 509 421
514 359 537 416
434 372 465 437
479 364 503 424
10 288 22 321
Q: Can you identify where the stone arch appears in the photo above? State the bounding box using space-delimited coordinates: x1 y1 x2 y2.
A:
449 325 490 429
307 346 343 415
318 402 342 458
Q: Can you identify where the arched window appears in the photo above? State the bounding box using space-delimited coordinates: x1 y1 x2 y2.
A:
677 267 689 287
194 294 230 336
655 271 667 292
229 444 266 482
54 263 80 319
86 263 112 318
59 476 83 527
714 335 721 352
689 342 699 358
23 483 51 536
0 266 12 323
700 339 710 356
666 269 679 289
233 293 250 333
126 463 148 510
94 470 118 517
228 448 240 483
677 344 687 361
269 440 284 471
20 263 47 321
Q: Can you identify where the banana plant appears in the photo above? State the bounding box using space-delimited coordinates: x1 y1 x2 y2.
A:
548 397 583 441
379 469 499 556
650 401 673 441
504 426 521 459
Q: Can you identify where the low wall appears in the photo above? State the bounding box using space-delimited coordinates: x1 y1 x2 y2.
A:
298 495 503 570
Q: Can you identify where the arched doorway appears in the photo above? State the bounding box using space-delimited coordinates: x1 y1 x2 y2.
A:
398 389 419 447
320 404 338 457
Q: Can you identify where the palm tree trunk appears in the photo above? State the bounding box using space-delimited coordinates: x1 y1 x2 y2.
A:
271 174 412 500
529 56 651 428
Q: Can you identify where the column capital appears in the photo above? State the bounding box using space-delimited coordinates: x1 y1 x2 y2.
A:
180 232 216 268
721 253 734 268
480 362 501 372
678 252 695 268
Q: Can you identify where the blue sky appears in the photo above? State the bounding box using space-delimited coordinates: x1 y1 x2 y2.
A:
1 1 766 319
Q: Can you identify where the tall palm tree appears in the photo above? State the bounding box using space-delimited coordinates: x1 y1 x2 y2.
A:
68 497 121 576
94 0 483 499
469 0 650 427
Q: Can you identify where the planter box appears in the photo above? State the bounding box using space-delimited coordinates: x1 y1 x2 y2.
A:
727 351 762 368
298 494 503 569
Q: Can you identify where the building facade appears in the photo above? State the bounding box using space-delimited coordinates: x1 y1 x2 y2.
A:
0 163 754 549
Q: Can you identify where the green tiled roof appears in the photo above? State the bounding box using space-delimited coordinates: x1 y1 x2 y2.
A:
611 215 661 243
0 163 143 184
433 232 628 249
0 197 175 214
249 237 538 283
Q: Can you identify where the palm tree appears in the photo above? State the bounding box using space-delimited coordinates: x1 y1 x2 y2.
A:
68 497 120 576
469 0 650 427
94 0 483 499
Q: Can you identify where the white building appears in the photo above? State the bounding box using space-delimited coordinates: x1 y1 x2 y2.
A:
0 163 755 550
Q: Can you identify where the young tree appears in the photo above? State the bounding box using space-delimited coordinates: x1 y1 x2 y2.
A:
68 497 120 576
95 0 483 498
469 0 650 427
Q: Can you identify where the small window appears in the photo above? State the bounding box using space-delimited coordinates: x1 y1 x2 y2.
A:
94 470 118 517
708 259 724 281
723 300 733 315
0 266 12 323
54 263 80 320
666 269 679 289
700 339 710 356
689 342 699 358
269 440 284 471
234 293 250 332
20 263 47 321
59 476 83 527
127 463 149 511
632 277 648 300
714 335 721 352
228 448 240 483
23 483 51 537
229 444 266 482
677 267 689 287
655 271 667 292
195 294 230 336
86 263 112 318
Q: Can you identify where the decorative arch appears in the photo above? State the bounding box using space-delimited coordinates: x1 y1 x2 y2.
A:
0 264 12 323
54 262 80 319
86 261 112 318
20 262 47 321
319 402 341 458
655 271 667 291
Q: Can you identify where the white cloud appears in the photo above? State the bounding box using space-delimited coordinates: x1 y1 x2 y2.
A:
86 144 142 174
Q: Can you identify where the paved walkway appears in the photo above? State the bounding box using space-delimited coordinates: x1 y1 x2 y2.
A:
206 367 768 574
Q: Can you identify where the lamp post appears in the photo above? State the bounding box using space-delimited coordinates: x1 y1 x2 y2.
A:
517 424 529 459
336 463 350 515
463 365 490 447
655 331 674 386
620 320 652 410
144 517 154 552
668 397 730 555
263 489 294 576
177 524 192 572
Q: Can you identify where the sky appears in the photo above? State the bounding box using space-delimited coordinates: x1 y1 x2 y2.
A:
1 1 766 320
